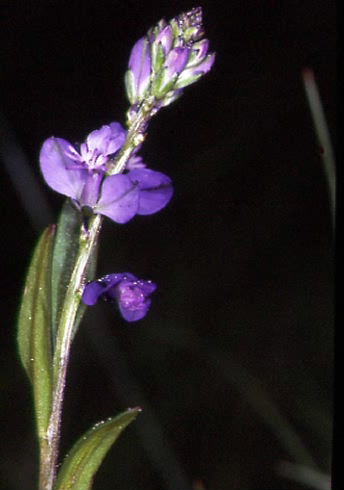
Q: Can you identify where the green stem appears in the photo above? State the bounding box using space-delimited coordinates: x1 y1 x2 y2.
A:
107 99 155 175
38 213 102 490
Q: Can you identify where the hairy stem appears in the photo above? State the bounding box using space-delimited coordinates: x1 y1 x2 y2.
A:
38 213 102 490
107 99 155 175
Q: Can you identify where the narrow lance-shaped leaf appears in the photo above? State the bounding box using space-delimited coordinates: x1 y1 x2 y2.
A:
51 199 98 345
51 199 82 340
54 408 141 490
17 225 55 439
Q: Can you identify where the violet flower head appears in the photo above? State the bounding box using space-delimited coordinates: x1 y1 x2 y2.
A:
40 122 126 207
83 273 157 322
40 123 173 224
125 6 215 110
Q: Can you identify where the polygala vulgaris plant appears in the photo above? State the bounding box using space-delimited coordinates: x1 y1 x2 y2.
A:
17 7 215 490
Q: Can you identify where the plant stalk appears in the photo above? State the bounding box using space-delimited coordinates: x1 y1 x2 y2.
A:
38 102 148 489
38 213 102 490
108 100 155 175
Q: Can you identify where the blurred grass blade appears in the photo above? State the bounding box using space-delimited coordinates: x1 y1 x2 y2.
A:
51 199 98 344
54 408 141 490
210 352 317 467
302 68 336 231
277 460 331 490
17 225 55 439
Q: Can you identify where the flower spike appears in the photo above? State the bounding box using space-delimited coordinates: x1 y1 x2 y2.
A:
125 6 215 114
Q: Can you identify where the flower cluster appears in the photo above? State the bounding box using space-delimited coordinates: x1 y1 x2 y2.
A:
40 123 173 224
125 6 215 113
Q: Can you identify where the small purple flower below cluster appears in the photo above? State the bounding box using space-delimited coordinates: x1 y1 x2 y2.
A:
82 273 157 322
39 122 173 224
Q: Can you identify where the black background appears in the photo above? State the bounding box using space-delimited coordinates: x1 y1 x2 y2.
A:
0 1 335 489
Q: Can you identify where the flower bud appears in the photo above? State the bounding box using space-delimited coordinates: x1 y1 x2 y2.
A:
125 37 152 104
125 7 215 110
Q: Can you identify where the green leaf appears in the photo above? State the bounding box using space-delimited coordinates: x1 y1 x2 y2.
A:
54 408 141 490
51 199 83 341
51 199 98 344
17 225 55 439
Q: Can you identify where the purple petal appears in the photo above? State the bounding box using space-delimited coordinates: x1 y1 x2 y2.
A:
86 122 126 156
137 280 157 296
82 273 134 305
190 52 215 76
82 280 107 305
94 174 139 223
128 168 173 215
128 37 152 98
175 52 215 89
155 25 173 55
126 154 146 170
40 137 87 200
102 272 137 300
165 47 189 77
119 297 152 322
116 279 157 322
196 39 209 59
79 171 103 207
188 39 209 66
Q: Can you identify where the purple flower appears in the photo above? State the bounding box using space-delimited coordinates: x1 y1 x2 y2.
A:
82 273 157 322
40 123 173 223
40 122 126 207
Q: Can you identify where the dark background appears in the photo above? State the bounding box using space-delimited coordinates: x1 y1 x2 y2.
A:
0 1 335 489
